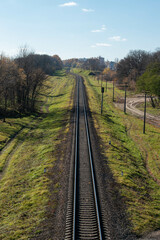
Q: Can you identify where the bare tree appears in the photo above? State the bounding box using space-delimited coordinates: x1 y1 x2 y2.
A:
116 50 151 85
0 48 63 118
0 56 23 120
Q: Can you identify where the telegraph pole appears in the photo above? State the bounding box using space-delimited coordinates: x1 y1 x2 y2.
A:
113 80 115 102
101 87 104 115
124 83 127 114
143 92 147 134
97 76 99 84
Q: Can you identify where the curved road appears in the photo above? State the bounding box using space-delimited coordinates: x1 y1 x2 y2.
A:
115 95 160 127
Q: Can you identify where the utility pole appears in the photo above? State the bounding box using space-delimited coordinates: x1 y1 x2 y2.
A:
101 87 104 115
113 80 115 102
143 92 147 134
97 76 99 84
124 83 127 114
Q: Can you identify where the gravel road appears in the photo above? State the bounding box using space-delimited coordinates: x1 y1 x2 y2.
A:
115 95 160 127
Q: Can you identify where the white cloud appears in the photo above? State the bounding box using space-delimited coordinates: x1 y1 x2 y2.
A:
109 36 127 42
59 2 77 7
91 29 102 33
101 25 106 31
82 8 95 12
96 43 111 47
91 25 106 33
91 43 111 48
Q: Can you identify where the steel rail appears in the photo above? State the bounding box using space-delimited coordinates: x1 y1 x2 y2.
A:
73 77 79 240
81 78 103 240
71 75 103 239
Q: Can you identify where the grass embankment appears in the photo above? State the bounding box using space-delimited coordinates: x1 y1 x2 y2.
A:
0 116 32 151
0 70 75 239
74 69 160 236
137 101 160 117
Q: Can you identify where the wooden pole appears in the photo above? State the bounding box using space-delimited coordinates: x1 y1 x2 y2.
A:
143 92 147 134
124 84 127 114
101 87 104 115
113 80 115 102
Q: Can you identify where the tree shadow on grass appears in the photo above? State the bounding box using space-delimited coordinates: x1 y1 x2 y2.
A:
150 130 160 135
89 110 114 122
111 144 130 155
53 71 66 77
41 83 52 89
103 113 115 124
110 144 141 169
89 83 100 88
38 93 65 98
17 107 70 142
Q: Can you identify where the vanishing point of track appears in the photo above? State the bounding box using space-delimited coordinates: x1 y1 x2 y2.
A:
65 75 103 240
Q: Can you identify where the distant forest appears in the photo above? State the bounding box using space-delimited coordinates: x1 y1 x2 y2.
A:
63 57 105 71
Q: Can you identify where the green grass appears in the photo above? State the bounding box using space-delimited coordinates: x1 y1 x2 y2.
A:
73 69 160 236
0 71 75 239
137 101 160 117
0 117 33 150
0 138 18 172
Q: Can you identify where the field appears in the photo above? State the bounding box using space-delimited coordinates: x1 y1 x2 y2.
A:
73 69 160 236
0 71 74 239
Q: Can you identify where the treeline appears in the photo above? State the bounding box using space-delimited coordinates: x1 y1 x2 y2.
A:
63 58 79 68
116 49 160 105
63 57 105 71
0 49 63 120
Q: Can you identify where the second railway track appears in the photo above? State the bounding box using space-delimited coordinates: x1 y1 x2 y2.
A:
65 75 103 240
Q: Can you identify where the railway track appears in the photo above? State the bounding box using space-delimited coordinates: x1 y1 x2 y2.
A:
65 75 103 240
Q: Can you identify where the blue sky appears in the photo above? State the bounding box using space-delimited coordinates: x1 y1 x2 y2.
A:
0 0 160 61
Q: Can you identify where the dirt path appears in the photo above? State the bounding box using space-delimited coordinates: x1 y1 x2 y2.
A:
0 142 23 180
0 96 48 181
115 95 160 127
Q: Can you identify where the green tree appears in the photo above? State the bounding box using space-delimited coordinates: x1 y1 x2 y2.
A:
137 62 160 107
